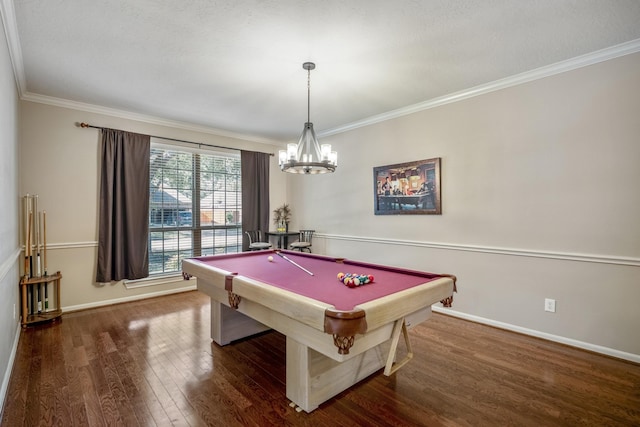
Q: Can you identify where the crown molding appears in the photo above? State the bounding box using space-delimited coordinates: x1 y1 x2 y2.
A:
2 0 276 146
20 91 280 145
319 38 640 138
4 0 640 141
0 0 26 95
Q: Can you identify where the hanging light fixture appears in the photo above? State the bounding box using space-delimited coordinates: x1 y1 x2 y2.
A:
279 62 337 174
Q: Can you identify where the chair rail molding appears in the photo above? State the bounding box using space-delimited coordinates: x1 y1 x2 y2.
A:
24 241 99 251
0 248 21 282
317 233 640 267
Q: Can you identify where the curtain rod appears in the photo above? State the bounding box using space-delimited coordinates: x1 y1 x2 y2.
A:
77 122 274 156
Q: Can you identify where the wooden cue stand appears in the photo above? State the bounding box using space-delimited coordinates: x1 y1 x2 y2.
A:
20 271 62 327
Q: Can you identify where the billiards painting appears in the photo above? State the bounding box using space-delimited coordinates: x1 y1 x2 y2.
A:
374 157 441 215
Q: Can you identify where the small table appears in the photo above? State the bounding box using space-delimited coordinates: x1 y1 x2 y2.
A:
265 230 299 249
182 250 456 412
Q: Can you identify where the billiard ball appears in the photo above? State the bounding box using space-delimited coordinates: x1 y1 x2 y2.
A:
268 256 273 262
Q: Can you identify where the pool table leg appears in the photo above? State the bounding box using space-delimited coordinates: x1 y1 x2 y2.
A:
383 317 413 376
210 300 270 346
285 336 390 412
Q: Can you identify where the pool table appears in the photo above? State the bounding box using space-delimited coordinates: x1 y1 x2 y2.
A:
182 249 456 412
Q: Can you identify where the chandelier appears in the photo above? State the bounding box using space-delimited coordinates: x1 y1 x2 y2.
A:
279 62 337 174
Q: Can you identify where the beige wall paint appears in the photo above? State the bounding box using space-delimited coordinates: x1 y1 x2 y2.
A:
19 101 287 309
15 53 640 360
289 53 640 357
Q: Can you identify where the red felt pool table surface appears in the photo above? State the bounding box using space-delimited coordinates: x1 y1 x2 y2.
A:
188 250 447 311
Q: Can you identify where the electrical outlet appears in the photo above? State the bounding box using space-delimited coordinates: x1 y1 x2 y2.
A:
544 298 556 313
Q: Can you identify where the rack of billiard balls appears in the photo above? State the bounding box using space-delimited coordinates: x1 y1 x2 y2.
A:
337 272 374 288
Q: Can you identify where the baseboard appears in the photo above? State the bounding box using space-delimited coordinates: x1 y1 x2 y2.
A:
0 322 21 420
62 284 197 313
433 306 640 364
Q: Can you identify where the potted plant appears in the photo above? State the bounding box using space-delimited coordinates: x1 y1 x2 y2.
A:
273 204 292 232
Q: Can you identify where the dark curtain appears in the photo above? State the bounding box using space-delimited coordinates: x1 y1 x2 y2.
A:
96 129 150 282
241 151 270 251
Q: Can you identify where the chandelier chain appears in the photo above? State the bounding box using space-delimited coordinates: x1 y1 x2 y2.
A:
307 66 311 124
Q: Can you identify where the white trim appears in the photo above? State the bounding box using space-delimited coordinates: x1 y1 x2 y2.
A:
0 248 21 282
34 236 640 267
20 91 279 145
47 241 97 250
123 273 191 289
433 306 640 364
4 0 638 147
0 322 21 420
0 0 26 95
62 285 196 313
319 39 640 138
319 233 640 267
25 241 98 250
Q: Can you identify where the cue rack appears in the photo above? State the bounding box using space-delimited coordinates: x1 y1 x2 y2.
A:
20 194 62 326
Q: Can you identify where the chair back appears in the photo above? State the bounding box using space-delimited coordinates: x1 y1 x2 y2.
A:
245 230 264 243
298 229 314 243
245 230 272 250
290 229 314 252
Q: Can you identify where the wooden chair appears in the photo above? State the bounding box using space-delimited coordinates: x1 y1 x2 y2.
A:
245 230 272 251
289 230 314 252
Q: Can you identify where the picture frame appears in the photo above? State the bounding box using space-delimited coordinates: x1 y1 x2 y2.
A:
374 157 441 215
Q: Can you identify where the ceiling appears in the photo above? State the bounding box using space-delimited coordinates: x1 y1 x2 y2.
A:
6 0 640 143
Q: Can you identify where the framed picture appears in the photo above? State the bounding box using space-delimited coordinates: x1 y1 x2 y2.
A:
374 157 441 215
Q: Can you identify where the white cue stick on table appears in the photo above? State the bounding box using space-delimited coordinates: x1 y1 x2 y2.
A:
275 251 314 276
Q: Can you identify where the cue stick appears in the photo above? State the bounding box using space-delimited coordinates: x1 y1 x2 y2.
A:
25 209 31 280
43 211 47 276
34 196 40 277
27 211 33 314
43 211 48 311
25 197 29 314
34 197 41 312
35 210 41 278
275 251 314 276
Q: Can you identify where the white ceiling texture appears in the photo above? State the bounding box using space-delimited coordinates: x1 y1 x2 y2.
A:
4 0 640 143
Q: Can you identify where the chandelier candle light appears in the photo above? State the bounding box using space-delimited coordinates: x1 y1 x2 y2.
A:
279 62 337 174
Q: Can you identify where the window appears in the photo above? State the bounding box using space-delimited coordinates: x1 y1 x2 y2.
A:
149 141 242 275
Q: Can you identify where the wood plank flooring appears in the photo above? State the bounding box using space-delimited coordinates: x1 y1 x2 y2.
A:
2 290 639 426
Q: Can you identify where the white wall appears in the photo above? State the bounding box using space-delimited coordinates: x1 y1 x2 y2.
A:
19 101 287 310
289 52 640 359
0 13 20 415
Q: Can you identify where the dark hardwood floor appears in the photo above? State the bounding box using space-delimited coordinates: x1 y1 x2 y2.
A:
2 290 639 426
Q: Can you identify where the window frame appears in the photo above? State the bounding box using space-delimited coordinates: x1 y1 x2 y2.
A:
147 140 242 277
